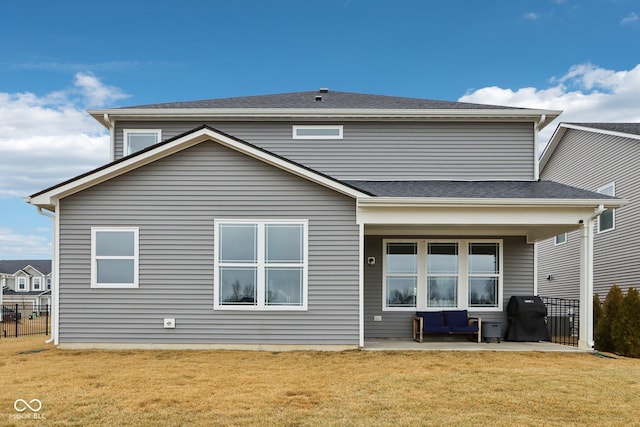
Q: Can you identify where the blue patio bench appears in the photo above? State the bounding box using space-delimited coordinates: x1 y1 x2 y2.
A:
412 310 482 343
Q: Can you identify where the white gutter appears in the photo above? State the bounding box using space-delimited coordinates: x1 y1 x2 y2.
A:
357 197 627 209
88 108 562 129
36 207 57 345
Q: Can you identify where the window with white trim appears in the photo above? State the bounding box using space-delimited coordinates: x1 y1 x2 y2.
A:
17 277 27 291
124 129 162 155
597 183 615 233
214 220 308 310
554 233 567 245
32 277 41 290
383 239 503 311
293 125 343 139
91 227 139 288
46 277 51 289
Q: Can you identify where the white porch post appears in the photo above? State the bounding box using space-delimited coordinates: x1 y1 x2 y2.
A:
578 220 595 350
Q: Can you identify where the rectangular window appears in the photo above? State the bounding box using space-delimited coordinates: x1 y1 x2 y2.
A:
47 277 51 289
32 277 41 290
468 243 500 308
385 243 417 308
554 233 567 245
597 183 615 233
293 125 343 139
91 227 139 288
383 239 503 312
427 243 458 308
17 277 26 291
214 220 307 310
124 129 162 155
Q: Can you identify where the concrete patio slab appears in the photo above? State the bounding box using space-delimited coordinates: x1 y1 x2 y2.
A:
363 338 586 352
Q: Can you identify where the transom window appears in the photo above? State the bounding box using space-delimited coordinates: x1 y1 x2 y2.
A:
597 183 615 233
292 125 343 140
383 239 503 311
124 129 162 155
214 220 308 310
91 227 139 288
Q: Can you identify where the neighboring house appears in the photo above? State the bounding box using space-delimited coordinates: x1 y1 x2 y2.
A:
25 90 624 350
0 260 52 313
538 123 640 300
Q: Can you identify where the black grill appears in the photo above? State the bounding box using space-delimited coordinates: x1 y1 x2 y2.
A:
505 296 551 342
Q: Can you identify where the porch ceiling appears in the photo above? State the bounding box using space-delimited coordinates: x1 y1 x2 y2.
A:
358 202 605 243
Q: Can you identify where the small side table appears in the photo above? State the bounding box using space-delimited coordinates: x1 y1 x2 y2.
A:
482 322 502 343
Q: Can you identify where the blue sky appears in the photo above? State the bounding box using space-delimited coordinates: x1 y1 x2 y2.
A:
1 0 640 259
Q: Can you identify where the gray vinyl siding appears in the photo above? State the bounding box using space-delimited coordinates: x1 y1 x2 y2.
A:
58 141 359 345
364 236 533 338
114 121 535 180
539 129 640 299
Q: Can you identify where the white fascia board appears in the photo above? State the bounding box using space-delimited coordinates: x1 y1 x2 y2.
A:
27 128 368 207
357 197 627 209
88 108 562 129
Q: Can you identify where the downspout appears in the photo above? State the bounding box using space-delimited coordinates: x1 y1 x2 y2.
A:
36 207 57 344
578 203 605 350
104 113 115 162
534 114 546 181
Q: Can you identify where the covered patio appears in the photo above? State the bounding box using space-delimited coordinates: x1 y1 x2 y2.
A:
354 180 627 350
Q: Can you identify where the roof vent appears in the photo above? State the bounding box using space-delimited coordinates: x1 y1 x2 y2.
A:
315 95 323 102
319 88 329 93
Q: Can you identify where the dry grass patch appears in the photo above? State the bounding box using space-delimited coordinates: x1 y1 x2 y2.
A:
1 337 640 426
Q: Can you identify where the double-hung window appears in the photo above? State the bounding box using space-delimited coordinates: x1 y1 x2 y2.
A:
124 129 161 155
214 220 308 310
17 277 26 291
383 239 502 311
32 277 41 291
91 227 139 288
597 183 615 233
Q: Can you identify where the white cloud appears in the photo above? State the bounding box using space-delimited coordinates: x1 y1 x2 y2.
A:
621 12 638 25
0 72 125 198
523 12 539 20
0 227 51 259
459 63 640 149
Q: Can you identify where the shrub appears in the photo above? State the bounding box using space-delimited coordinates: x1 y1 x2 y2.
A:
613 288 640 358
594 285 623 353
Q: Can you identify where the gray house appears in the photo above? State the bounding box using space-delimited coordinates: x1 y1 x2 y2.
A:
0 260 52 311
26 90 623 350
538 123 639 300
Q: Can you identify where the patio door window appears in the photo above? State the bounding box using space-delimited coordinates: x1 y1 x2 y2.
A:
468 243 500 308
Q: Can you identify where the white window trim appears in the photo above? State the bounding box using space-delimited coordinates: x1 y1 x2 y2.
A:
91 227 139 289
382 239 503 312
596 182 616 234
554 233 567 245
214 219 308 311
17 276 28 292
292 125 343 140
123 129 162 156
32 277 41 290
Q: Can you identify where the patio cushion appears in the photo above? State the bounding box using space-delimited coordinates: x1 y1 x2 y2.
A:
416 311 451 334
442 310 470 327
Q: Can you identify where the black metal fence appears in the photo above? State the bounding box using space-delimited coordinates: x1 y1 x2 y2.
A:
541 297 579 347
1 304 50 339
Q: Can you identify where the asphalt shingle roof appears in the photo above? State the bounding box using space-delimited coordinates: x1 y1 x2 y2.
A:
124 90 520 110
0 260 52 275
569 123 640 136
343 180 617 199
